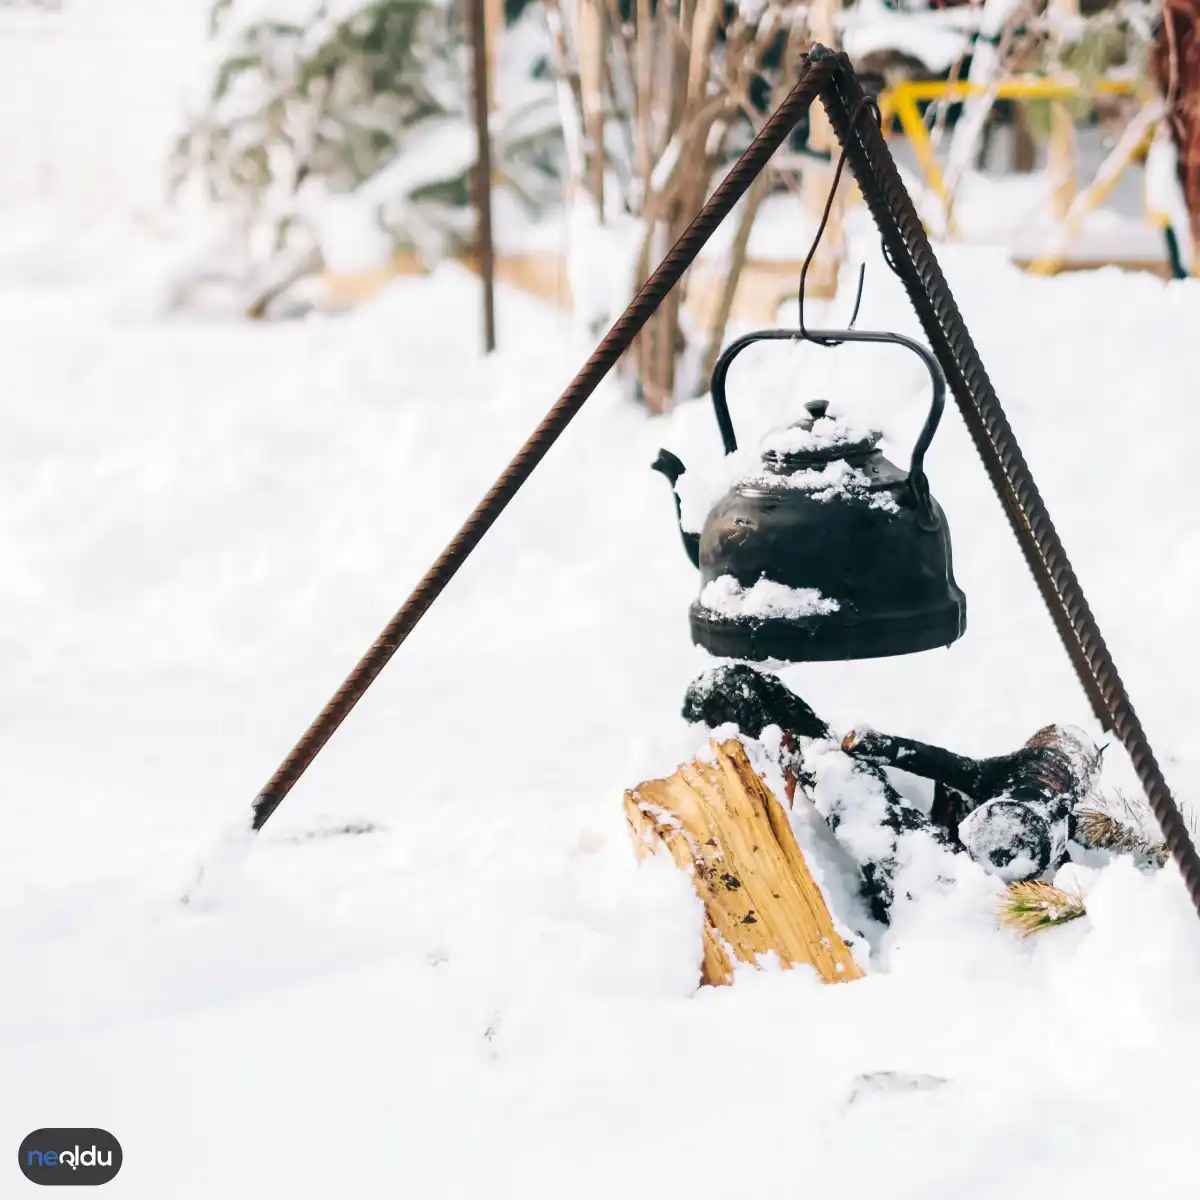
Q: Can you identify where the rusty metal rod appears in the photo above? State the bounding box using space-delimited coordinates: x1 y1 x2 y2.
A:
818 53 1200 917
469 0 497 353
248 52 841 831
247 45 1200 932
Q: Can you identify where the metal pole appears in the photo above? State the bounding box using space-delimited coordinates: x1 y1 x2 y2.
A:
818 51 1200 918
242 47 1200 931
469 0 497 353
247 53 840 832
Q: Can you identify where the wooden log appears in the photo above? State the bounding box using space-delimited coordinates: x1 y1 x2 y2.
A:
841 724 1101 810
624 738 864 987
679 663 944 923
843 724 1102 881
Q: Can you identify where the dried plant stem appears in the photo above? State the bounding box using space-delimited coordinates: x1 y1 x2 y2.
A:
1000 880 1087 936
543 0 588 196
698 170 770 388
1075 807 1170 868
546 0 807 409
944 1 1031 229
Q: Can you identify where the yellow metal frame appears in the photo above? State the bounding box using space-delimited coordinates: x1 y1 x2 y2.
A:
875 76 1167 272
877 75 1144 207
1025 99 1162 274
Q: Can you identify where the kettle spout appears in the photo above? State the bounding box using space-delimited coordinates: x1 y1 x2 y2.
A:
651 448 700 569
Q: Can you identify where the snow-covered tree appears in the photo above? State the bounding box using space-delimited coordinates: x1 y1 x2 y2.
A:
171 0 562 313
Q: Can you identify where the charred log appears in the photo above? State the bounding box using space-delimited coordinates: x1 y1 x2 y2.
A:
843 724 1102 881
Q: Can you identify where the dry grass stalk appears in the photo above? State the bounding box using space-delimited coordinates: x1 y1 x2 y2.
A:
625 738 864 987
999 880 1087 936
697 168 771 388
577 0 607 211
542 0 588 201
1075 804 1170 869
695 16 808 384
547 0 813 410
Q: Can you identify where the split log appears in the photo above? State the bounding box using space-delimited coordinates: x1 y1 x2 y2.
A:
625 738 864 987
680 663 947 922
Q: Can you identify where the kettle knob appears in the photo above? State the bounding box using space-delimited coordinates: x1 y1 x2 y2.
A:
805 400 830 419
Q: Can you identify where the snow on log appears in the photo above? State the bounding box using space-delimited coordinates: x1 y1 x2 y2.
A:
624 738 864 988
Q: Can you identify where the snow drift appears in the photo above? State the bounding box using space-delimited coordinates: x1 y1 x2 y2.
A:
3 235 1200 1197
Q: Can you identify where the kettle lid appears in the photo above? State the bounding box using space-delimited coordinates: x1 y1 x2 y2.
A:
760 400 881 471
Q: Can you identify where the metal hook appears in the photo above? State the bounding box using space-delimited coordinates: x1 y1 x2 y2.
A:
811 262 867 349
845 261 866 331
797 96 882 344
881 236 904 279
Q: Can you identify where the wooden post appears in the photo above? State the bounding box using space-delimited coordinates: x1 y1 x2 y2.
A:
577 0 606 216
1010 103 1036 173
468 0 497 352
485 0 502 114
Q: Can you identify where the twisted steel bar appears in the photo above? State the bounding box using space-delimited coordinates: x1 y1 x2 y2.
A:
247 44 1199 928
468 0 496 352
249 51 841 831
818 52 1200 916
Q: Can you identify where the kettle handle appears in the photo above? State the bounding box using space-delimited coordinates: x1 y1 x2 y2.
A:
709 327 946 530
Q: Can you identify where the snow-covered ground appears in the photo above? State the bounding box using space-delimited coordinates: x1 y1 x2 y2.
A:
4 223 1200 1197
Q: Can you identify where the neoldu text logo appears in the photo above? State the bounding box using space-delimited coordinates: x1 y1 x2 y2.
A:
18 1129 122 1187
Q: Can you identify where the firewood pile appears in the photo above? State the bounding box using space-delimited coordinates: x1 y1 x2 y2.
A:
624 664 1124 988
626 737 863 986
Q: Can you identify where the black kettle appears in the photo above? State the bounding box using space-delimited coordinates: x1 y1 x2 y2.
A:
652 327 966 663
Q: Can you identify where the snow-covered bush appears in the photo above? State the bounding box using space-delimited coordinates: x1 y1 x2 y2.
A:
171 0 562 312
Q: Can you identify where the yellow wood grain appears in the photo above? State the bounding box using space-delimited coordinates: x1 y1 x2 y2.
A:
625 739 864 988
